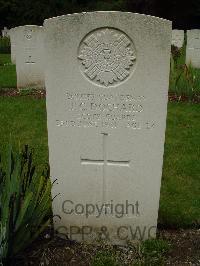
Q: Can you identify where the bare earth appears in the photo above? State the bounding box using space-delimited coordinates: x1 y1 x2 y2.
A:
13 229 200 265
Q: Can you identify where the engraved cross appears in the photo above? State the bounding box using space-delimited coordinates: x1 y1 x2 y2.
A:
81 133 130 203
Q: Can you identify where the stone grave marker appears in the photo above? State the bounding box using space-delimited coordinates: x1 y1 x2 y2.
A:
172 29 184 48
15 25 45 88
9 27 18 64
44 12 172 244
186 29 200 68
2 27 9 37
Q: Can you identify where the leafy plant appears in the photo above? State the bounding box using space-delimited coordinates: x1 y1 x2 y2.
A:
169 43 200 99
0 145 52 264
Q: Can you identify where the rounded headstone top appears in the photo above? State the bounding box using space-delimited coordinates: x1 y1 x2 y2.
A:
44 11 171 26
9 25 43 32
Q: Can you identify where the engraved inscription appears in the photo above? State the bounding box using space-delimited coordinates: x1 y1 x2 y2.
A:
56 91 156 130
78 28 136 87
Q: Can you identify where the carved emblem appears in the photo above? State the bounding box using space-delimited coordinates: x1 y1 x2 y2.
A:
78 28 136 87
24 29 33 40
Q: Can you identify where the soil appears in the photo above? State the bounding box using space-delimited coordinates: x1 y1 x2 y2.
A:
0 88 46 99
160 229 200 265
12 229 200 265
168 92 200 104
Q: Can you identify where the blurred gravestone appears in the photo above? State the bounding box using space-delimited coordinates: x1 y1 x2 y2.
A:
44 12 172 244
15 25 45 88
9 28 18 64
172 29 184 48
2 27 9 37
186 29 200 68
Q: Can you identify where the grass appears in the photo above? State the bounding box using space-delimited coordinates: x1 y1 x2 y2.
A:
0 54 11 65
0 97 48 171
169 44 200 98
92 250 119 266
159 102 200 228
91 239 170 265
0 37 10 54
139 239 171 265
0 96 199 228
0 53 16 88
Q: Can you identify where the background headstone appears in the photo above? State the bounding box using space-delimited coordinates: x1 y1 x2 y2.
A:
9 27 18 64
44 12 172 244
15 25 45 88
172 29 184 48
186 29 200 68
2 27 9 37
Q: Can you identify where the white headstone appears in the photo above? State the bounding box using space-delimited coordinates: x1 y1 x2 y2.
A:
9 27 18 64
186 29 200 68
172 29 184 48
15 25 45 88
44 12 172 244
2 27 9 37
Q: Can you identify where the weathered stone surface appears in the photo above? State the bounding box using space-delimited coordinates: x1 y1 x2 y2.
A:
15 25 45 88
186 29 200 68
172 29 184 48
44 12 172 244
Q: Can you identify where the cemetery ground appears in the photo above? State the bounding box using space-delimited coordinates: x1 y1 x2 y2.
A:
0 53 200 265
0 53 16 88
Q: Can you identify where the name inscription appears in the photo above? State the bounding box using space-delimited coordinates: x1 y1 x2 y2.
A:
56 91 155 130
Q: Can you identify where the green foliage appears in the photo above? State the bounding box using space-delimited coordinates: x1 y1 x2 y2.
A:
0 53 11 66
0 37 10 54
0 65 16 89
91 239 170 266
160 102 200 228
0 53 16 89
0 97 48 170
92 250 119 266
169 44 200 99
0 145 52 263
141 239 170 265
